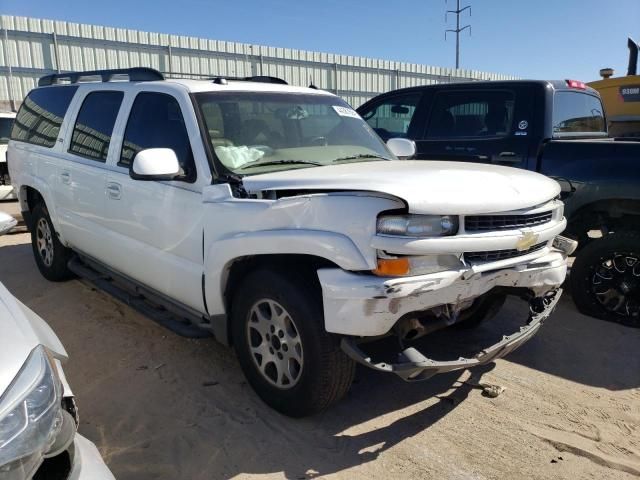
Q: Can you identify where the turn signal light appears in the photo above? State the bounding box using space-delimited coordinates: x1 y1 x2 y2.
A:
373 258 410 276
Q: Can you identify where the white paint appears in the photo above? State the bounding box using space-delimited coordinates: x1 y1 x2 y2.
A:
131 148 180 177
243 160 561 215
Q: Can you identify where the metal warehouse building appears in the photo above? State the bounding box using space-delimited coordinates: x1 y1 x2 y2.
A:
0 15 517 111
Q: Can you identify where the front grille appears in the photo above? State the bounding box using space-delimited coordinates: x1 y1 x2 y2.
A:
464 242 548 263
465 211 553 232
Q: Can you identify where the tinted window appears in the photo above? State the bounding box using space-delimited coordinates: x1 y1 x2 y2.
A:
552 92 605 135
426 90 515 139
120 92 195 182
359 93 422 141
11 86 78 148
0 118 14 145
69 91 123 162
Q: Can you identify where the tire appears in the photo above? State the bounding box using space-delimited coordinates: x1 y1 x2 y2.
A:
30 203 74 282
231 268 355 417
454 292 506 329
570 231 640 327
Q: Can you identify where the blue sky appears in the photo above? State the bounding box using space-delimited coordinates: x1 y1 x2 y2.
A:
3 0 639 81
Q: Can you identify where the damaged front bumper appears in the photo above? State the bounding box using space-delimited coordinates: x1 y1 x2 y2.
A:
341 288 562 381
318 248 567 336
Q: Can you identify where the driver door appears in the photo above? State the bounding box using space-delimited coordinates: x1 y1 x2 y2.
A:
102 90 206 313
359 92 425 142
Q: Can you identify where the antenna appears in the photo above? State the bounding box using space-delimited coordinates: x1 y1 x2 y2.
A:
445 0 471 69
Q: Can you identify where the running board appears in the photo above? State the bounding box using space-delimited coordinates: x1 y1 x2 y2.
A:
68 256 212 338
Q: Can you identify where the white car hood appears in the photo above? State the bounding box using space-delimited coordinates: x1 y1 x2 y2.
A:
242 160 561 214
0 282 67 394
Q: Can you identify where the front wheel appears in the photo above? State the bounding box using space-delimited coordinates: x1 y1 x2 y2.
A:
570 231 640 327
231 269 355 417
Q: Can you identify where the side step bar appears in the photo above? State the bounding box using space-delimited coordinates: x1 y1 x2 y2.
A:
68 256 212 338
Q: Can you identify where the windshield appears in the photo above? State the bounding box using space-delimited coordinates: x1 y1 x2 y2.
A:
0 117 14 145
195 92 392 174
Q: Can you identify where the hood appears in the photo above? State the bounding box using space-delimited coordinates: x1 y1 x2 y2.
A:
0 282 67 394
242 160 561 215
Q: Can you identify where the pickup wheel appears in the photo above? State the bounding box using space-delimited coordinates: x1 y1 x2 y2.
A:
570 231 640 327
30 203 74 282
231 269 355 417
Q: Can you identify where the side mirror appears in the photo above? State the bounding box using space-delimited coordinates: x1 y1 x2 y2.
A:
387 138 416 160
130 148 181 181
0 212 17 236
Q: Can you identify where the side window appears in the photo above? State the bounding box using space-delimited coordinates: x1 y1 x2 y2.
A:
119 92 196 182
426 91 515 139
359 93 422 141
69 91 123 162
10 86 78 148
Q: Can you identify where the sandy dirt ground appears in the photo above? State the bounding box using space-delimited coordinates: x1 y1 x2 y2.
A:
1 201 639 480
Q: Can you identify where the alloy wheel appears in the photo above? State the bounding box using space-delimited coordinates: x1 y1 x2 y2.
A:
246 299 304 389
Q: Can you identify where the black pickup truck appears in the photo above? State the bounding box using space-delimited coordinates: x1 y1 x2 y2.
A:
357 80 640 326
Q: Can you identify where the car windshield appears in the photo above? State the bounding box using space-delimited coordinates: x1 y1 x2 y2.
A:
0 118 14 145
195 92 393 175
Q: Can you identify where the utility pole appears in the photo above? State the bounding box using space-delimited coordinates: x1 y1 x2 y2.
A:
445 0 471 69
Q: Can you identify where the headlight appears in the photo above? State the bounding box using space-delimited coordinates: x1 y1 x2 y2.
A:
0 345 63 479
377 214 459 237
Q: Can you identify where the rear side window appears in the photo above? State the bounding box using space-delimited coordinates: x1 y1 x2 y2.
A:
119 92 195 182
359 93 422 141
426 90 515 139
69 91 124 162
552 92 605 135
0 117 14 145
10 86 78 148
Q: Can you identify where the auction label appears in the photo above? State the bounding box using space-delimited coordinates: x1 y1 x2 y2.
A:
620 85 640 102
333 105 360 118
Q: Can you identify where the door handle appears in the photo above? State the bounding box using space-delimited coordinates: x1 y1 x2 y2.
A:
106 182 122 200
60 171 71 185
493 152 522 164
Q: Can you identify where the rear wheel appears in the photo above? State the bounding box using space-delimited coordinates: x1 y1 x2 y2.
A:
30 203 74 281
231 269 355 417
571 231 640 327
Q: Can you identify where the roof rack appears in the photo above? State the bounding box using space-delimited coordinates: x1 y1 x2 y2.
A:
210 75 288 85
38 67 164 87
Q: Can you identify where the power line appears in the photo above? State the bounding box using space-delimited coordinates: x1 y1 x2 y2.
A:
445 0 471 69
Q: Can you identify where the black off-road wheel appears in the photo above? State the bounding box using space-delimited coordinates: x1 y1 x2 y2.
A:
231 269 355 417
570 231 640 327
30 203 74 282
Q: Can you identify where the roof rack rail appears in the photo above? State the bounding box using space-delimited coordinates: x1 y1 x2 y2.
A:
210 75 288 85
38 67 164 87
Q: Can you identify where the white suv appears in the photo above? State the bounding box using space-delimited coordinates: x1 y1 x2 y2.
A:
8 68 574 416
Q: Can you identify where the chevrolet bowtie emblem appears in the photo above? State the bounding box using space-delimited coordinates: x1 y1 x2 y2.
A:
515 231 539 251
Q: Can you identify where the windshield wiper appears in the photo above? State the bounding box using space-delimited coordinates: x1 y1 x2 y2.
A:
237 159 324 171
331 154 392 163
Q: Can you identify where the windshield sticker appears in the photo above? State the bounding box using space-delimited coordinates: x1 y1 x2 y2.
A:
333 105 360 119
518 120 529 130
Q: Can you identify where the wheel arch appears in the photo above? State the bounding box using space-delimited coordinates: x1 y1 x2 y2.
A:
214 253 343 346
567 198 640 238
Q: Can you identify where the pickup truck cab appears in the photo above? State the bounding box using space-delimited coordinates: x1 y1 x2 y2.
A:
9 68 572 416
358 80 640 326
